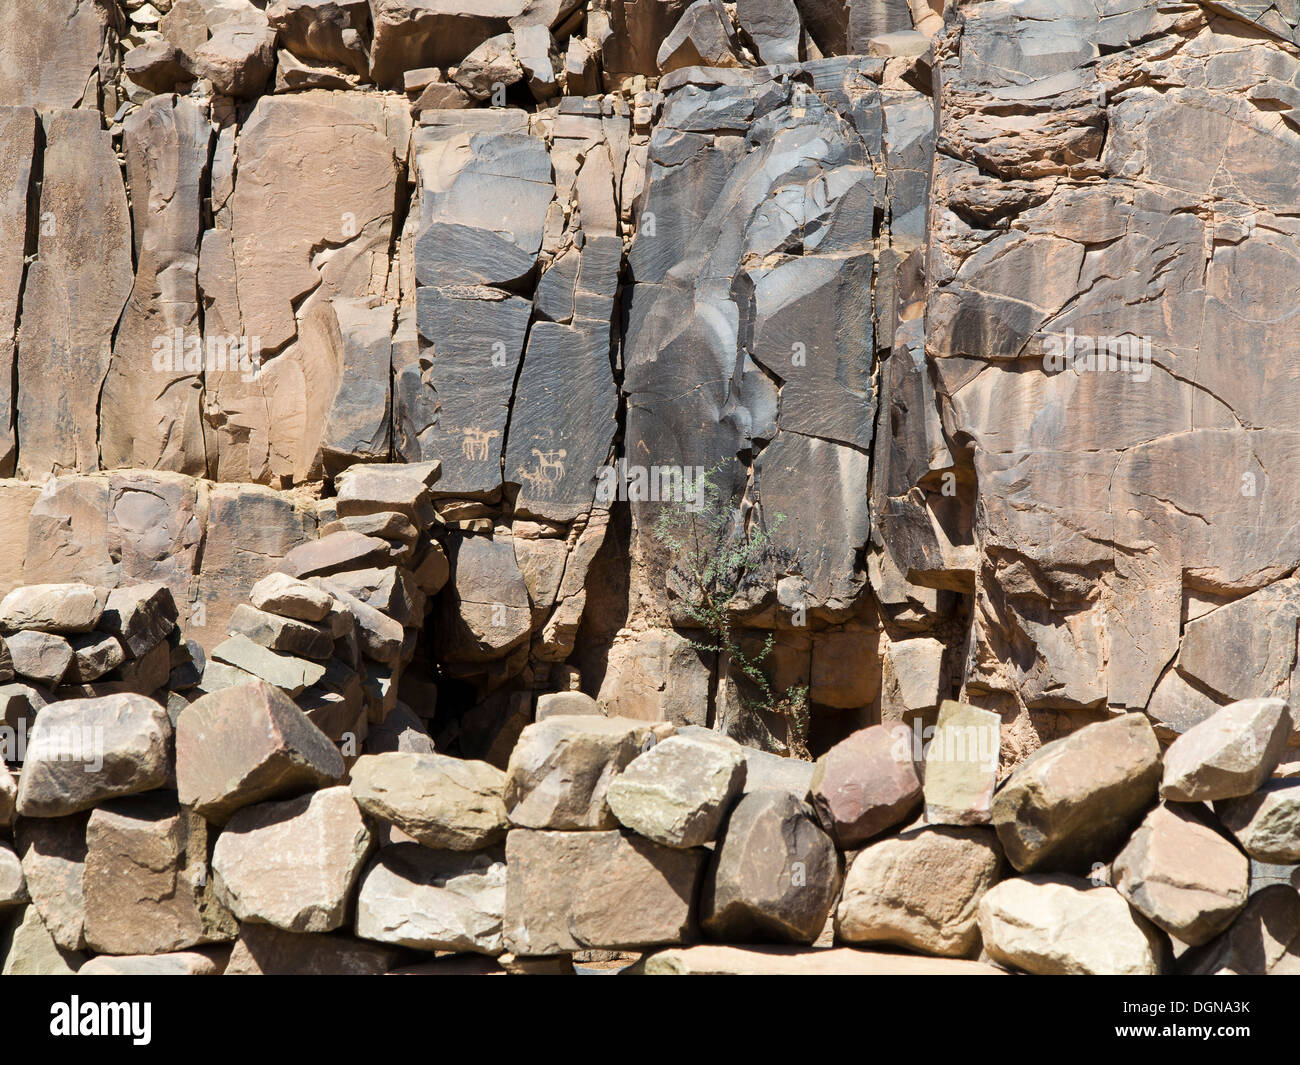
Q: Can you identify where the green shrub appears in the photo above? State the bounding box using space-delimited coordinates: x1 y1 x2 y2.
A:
653 464 810 759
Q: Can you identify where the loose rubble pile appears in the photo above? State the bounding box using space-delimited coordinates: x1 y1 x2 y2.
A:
2 620 1297 974
191 461 449 748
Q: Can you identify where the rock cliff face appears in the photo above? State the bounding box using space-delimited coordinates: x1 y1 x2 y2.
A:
0 0 1299 977
4 0 1299 763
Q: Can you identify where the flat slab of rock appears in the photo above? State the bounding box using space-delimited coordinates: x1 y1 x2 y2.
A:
1112 803 1249 946
227 603 334 659
226 925 400 972
1161 698 1292 802
978 876 1170 976
7 631 72 687
212 786 373 933
1218 780 1300 863
701 790 840 945
0 583 108 633
350 751 508 850
17 694 173 817
606 732 746 847
809 725 921 848
923 700 1000 825
225 923 402 975
250 572 334 622
176 681 344 824
355 844 506 954
211 634 328 695
280 531 394 579
79 950 227 976
504 828 704 955
334 463 438 523
318 586 404 666
991 713 1161 873
643 945 1008 976
836 826 1003 957
83 794 236 956
504 715 667 830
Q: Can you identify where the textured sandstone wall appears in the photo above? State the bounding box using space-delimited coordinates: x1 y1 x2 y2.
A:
0 0 1294 769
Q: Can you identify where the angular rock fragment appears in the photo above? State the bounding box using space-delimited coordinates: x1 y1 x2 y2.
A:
1110 801 1249 949
504 829 705 955
735 0 802 63
836 826 1003 957
535 690 601 720
16 815 88 951
99 585 179 658
1 905 83 975
809 725 921 849
17 695 173 817
355 844 506 954
923 700 1000 825
212 786 373 933
122 41 193 92
210 635 327 696
267 0 371 76
504 715 666 830
438 536 534 669
225 924 402 975
175 681 344 824
227 604 334 660
700 790 840 945
1218 781 1300 864
365 702 435 755
0 584 108 633
334 463 439 523
83 795 236 955
250 572 335 622
317 587 404 666
350 751 509 850
64 633 126 684
7 631 73 687
1179 884 1300 976
322 512 419 549
991 714 1161 873
657 0 743 72
978 876 1169 976
80 950 227 976
280 532 395 580
1161 698 1292 803
606 732 746 848
190 13 276 96
739 747 816 799
454 33 524 99
368 0 527 88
